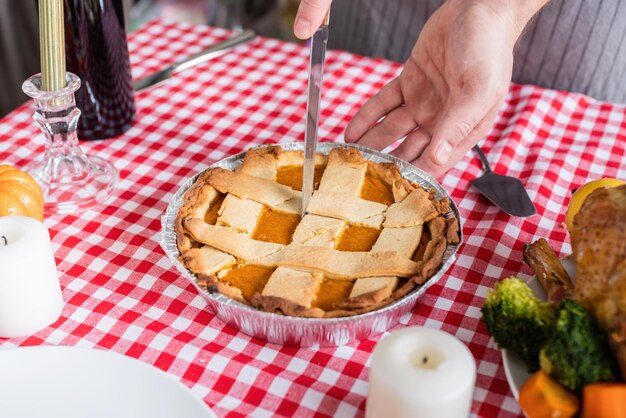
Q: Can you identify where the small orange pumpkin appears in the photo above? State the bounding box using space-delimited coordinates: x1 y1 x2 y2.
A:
0 165 44 221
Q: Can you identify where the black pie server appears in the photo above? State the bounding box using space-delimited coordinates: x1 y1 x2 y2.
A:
470 145 537 217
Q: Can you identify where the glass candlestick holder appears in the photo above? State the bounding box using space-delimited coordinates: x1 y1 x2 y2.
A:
22 72 117 214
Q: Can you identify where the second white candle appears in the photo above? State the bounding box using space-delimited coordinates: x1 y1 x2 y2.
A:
366 326 476 418
0 216 63 337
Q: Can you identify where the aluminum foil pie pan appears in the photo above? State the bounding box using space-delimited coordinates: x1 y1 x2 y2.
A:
160 142 462 347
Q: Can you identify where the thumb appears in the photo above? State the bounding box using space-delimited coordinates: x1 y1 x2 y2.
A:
428 96 486 166
294 0 332 39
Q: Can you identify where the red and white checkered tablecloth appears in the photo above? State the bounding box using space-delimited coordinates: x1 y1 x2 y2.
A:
1 19 625 418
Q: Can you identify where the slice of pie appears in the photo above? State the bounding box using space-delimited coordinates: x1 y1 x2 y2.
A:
175 145 459 318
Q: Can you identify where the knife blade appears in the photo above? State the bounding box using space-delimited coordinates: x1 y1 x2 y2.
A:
301 11 330 216
133 29 256 91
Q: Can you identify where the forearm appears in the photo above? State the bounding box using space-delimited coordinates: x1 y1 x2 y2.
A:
482 0 551 40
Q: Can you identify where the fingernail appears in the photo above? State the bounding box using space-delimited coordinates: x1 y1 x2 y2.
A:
295 18 311 38
435 141 452 164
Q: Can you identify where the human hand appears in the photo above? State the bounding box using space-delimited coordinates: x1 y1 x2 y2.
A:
293 0 332 39
344 0 545 178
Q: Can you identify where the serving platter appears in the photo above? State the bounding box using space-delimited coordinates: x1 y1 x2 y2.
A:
160 142 462 347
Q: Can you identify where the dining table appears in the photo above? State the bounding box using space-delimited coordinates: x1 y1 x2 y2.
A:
1 18 625 418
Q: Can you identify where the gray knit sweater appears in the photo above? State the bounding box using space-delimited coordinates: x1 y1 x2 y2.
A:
328 0 626 103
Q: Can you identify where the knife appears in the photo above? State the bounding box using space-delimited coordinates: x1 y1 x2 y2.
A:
133 29 256 91
301 11 330 216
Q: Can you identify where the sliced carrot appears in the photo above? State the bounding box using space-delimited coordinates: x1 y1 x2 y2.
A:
582 383 626 418
519 370 579 418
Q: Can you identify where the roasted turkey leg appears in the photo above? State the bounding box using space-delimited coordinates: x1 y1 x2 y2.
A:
523 238 573 305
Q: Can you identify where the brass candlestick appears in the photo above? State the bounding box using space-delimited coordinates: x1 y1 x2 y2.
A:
25 1 118 214
39 0 66 91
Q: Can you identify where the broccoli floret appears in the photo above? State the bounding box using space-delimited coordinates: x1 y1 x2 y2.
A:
540 299 619 394
481 277 556 372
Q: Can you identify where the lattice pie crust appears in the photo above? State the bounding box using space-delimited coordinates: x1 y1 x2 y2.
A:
175 146 459 318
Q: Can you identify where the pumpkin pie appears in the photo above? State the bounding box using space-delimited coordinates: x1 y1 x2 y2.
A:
175 145 459 318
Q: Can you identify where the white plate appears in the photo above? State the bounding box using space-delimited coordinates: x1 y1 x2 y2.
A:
501 257 576 399
0 346 216 418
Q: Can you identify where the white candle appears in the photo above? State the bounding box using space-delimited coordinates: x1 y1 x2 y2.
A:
0 216 63 337
366 326 476 418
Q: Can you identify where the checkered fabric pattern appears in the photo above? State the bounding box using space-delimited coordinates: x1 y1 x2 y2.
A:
1 19 625 417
